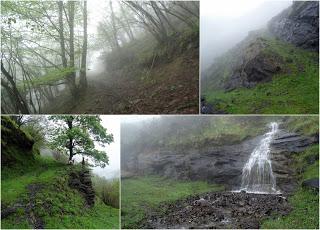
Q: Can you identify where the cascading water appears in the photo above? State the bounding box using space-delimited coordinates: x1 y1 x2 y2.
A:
240 122 279 194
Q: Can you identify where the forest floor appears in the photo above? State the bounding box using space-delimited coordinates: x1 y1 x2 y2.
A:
1 156 119 229
46 49 199 114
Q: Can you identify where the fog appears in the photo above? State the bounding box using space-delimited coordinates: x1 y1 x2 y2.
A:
201 0 292 71
40 115 120 180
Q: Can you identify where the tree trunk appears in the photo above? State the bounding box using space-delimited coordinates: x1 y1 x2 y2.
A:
66 117 74 161
1 60 29 113
68 1 77 97
80 0 88 89
58 1 68 67
109 1 120 50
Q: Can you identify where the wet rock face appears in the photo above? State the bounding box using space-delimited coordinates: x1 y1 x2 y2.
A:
223 38 284 91
270 129 318 193
123 129 318 194
123 136 264 189
141 192 291 229
268 1 319 51
69 169 95 207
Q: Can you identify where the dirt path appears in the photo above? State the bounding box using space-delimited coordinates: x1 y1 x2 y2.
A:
25 183 45 229
1 183 45 229
140 191 291 229
46 50 199 114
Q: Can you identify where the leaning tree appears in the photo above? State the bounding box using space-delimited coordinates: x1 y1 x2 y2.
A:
49 115 113 167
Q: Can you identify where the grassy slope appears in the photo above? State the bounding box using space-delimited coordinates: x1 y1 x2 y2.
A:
204 38 319 114
121 176 224 228
262 144 319 229
1 156 119 229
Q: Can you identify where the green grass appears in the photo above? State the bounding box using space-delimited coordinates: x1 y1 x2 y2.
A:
284 116 319 136
261 144 319 229
1 156 119 229
203 38 319 114
121 176 224 228
92 175 120 208
1 155 66 203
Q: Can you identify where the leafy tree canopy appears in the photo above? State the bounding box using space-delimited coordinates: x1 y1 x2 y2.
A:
48 115 113 168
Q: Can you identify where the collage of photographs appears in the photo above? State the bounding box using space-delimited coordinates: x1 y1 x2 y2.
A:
0 0 319 229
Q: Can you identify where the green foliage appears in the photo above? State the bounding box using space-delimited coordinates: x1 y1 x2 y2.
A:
20 67 76 88
203 38 319 114
1 156 119 229
92 176 119 208
19 117 47 154
121 176 224 228
262 144 319 229
48 115 113 167
1 116 36 166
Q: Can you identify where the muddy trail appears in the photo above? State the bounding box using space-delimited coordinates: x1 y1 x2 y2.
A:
140 191 291 229
1 183 45 229
46 51 199 114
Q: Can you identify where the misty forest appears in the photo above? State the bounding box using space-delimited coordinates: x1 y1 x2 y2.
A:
201 1 319 114
121 116 319 229
1 1 199 114
1 115 119 229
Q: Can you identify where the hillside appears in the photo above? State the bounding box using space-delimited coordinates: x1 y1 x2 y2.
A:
121 116 319 228
201 1 319 114
1 117 119 229
48 28 199 114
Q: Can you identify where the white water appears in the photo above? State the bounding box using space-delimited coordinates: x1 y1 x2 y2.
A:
239 122 280 194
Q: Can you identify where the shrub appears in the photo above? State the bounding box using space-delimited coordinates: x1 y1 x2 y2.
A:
92 175 119 208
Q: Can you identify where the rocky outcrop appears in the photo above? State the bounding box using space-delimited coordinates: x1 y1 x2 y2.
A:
203 1 319 93
69 168 95 207
223 37 284 91
203 34 285 92
268 1 319 51
270 130 318 193
302 178 319 190
123 128 318 194
124 136 264 189
141 192 291 229
1 116 35 166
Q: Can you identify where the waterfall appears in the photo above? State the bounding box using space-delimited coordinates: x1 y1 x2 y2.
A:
240 122 279 194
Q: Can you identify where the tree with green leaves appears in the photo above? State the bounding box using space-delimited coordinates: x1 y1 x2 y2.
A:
49 115 113 168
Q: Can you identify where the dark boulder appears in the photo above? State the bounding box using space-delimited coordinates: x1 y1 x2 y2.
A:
268 1 319 51
69 169 95 207
302 178 319 190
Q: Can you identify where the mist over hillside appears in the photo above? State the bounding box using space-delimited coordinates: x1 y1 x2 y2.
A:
201 0 291 71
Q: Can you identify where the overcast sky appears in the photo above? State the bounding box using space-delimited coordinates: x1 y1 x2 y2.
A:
201 0 292 71
91 115 120 179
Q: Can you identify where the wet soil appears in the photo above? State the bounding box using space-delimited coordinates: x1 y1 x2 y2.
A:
46 50 198 114
25 183 45 229
140 191 291 229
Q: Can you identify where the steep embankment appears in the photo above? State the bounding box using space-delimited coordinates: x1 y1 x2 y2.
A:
1 117 119 229
202 1 319 114
47 28 199 114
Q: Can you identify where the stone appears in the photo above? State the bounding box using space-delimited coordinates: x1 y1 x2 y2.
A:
302 178 319 190
268 1 319 51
